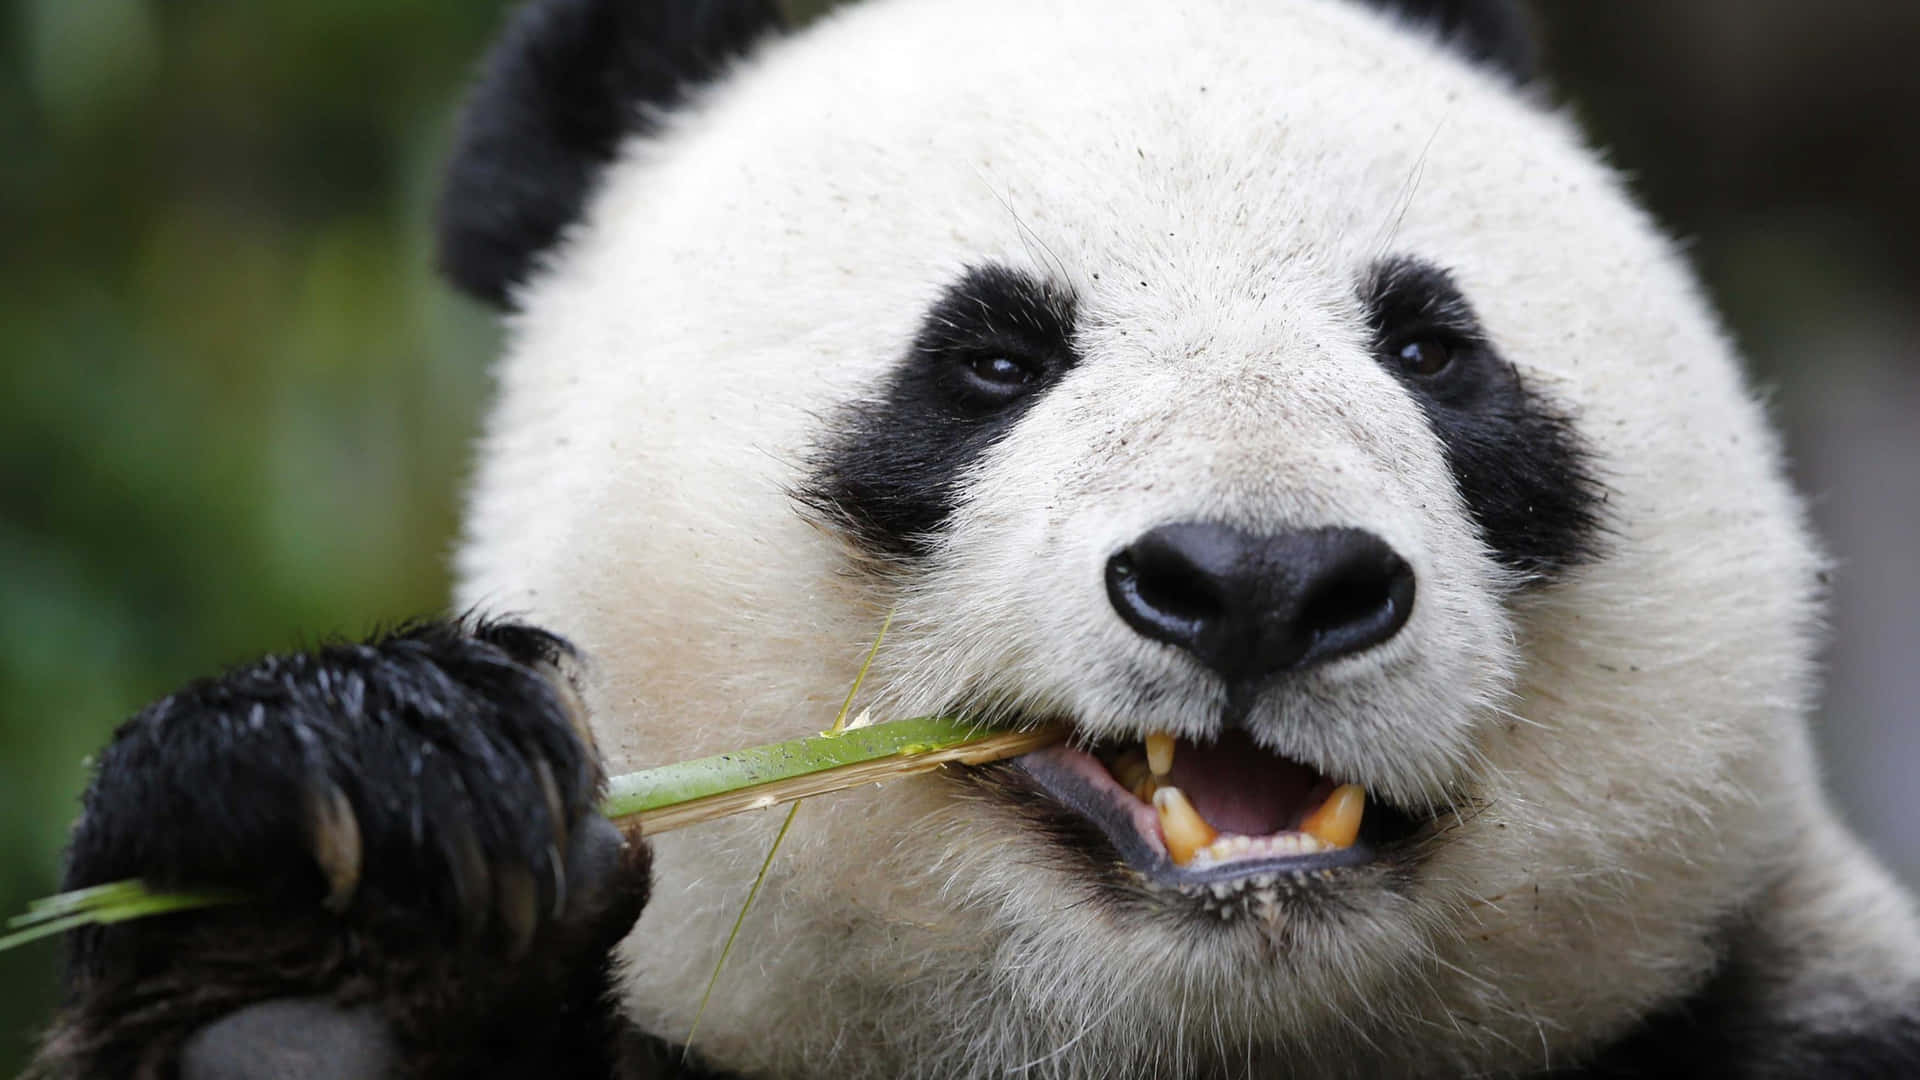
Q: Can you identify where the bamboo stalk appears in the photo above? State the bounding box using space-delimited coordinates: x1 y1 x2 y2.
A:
611 722 1064 834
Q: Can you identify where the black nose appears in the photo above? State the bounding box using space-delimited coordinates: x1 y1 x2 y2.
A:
1105 522 1415 685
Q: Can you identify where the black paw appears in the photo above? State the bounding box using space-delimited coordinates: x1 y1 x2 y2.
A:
41 617 652 1079
66 618 599 955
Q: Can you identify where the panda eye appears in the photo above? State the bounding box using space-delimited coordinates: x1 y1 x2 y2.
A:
958 353 1038 400
1396 338 1455 377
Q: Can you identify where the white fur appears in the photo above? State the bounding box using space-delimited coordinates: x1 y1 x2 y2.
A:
454 0 1920 1075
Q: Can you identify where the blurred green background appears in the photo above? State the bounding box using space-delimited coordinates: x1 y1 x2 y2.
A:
2 1 1917 1070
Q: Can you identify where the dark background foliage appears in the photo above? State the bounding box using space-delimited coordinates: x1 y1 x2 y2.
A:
2 0 1916 1069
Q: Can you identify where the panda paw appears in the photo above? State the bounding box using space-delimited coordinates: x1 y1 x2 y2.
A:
40 618 652 1079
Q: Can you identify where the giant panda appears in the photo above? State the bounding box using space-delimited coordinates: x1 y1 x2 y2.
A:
34 0 1920 1077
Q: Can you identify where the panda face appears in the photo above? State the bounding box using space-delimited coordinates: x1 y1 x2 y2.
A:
807 255 1540 880
454 0 1823 1074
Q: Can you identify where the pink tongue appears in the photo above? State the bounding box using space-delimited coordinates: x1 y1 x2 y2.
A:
1165 731 1322 837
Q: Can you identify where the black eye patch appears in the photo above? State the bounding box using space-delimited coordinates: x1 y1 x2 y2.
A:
800 264 1079 558
1362 257 1605 581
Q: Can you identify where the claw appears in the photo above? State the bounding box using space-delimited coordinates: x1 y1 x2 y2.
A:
541 662 597 758
533 757 569 854
546 842 569 921
446 819 493 937
495 865 539 957
308 780 363 913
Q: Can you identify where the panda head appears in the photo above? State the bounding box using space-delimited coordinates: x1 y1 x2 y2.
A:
446 0 1825 1075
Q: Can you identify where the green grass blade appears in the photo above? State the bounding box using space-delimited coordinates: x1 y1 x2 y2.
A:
14 880 153 925
88 888 242 924
0 912 97 952
681 799 803 1061
1 883 240 951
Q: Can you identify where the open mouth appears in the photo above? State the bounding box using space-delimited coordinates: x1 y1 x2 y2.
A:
1009 728 1420 889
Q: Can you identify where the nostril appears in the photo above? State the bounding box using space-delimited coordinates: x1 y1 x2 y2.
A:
1296 551 1415 662
1124 548 1223 624
1106 545 1221 647
1301 574 1390 639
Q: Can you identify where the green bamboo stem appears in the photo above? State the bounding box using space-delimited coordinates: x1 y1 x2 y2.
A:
604 716 1062 833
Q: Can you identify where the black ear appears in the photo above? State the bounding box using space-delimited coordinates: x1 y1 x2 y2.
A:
1359 0 1535 85
438 0 785 309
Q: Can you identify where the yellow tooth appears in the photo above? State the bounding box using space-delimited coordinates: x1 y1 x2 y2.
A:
1144 732 1176 778
1299 784 1365 849
1131 777 1161 803
1152 786 1218 866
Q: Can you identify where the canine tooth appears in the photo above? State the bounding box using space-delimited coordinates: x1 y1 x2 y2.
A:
1144 732 1175 777
1153 786 1218 866
1300 784 1365 849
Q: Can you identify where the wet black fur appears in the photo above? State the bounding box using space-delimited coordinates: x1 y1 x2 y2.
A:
34 618 654 1079
60 620 591 924
437 0 784 308
1362 256 1606 581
